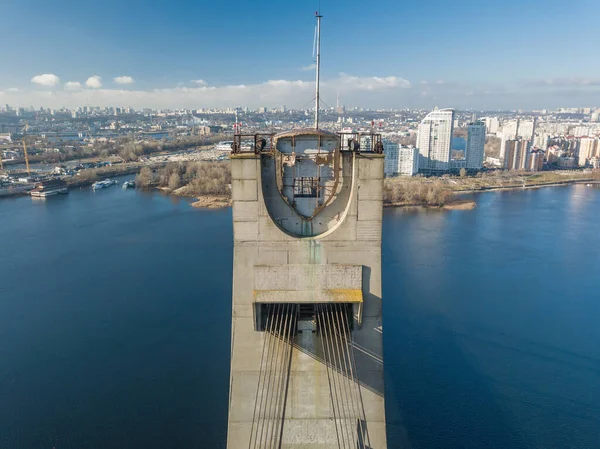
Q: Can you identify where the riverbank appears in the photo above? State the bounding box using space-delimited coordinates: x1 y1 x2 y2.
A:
382 169 600 210
444 170 600 193
150 164 600 210
190 196 231 208
384 197 477 210
65 163 146 188
451 178 600 194
135 161 231 208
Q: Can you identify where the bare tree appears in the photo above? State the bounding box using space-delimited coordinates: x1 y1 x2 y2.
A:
485 136 501 159
135 166 155 188
168 172 181 191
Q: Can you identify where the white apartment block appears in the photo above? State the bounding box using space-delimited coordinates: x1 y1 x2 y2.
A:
534 132 552 150
384 140 418 176
483 117 500 134
466 121 486 169
572 126 591 138
398 146 419 176
503 120 534 139
416 108 454 172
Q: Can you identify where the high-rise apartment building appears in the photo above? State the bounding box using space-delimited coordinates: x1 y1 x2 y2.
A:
416 108 454 172
383 140 399 177
466 121 486 169
572 126 591 138
500 132 510 160
384 141 419 176
578 137 598 166
484 117 500 134
398 146 419 176
503 139 531 170
528 149 545 171
534 132 551 150
503 120 534 139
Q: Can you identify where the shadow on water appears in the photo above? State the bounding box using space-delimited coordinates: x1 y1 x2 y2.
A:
384 307 531 449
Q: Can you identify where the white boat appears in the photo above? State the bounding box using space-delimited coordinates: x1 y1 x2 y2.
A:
122 180 135 189
92 179 117 190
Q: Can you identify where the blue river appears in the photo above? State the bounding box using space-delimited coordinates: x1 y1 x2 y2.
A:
1 183 600 448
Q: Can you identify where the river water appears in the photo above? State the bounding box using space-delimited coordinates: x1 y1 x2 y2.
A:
1 183 600 448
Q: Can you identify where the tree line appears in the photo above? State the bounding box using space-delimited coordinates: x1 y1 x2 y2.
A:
136 161 231 196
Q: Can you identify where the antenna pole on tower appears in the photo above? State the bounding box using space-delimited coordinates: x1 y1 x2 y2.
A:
314 12 322 129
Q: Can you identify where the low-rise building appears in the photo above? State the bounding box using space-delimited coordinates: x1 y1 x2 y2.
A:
485 156 502 167
450 159 466 170
558 156 577 168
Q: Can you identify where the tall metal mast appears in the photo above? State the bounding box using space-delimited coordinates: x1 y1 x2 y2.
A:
314 12 322 129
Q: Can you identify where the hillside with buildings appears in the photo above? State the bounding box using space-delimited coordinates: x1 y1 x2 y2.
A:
2 105 600 202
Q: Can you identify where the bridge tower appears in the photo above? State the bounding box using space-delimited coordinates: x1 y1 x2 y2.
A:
227 129 387 448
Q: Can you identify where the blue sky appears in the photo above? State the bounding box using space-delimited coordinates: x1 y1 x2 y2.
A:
2 0 600 109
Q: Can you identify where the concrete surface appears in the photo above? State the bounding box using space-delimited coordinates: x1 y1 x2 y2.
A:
227 135 386 448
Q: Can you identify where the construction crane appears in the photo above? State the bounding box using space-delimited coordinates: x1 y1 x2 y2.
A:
22 122 31 175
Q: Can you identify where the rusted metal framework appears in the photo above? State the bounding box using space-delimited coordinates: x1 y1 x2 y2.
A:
272 131 342 220
231 129 383 221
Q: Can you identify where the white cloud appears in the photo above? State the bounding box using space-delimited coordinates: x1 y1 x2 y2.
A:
301 64 316 71
266 79 311 88
7 87 19 92
7 73 421 109
31 73 60 87
522 77 600 87
65 81 83 90
335 73 412 90
85 75 103 88
114 76 135 85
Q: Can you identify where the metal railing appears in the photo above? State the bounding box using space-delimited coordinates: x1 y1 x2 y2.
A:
231 131 384 155
231 133 275 155
338 131 384 154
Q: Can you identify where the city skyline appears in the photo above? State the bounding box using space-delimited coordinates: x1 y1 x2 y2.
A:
2 0 600 109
